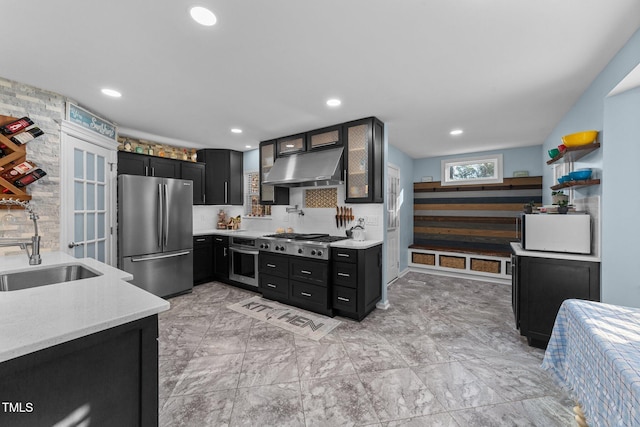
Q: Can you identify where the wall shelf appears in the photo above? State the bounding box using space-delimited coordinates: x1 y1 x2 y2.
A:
550 179 601 191
547 143 601 165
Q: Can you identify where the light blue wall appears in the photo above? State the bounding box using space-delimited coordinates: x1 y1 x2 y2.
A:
243 148 259 172
541 28 640 205
542 27 640 307
388 144 414 274
412 145 543 182
602 86 640 307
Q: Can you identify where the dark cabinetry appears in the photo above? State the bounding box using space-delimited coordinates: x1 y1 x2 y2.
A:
192 234 229 284
117 151 205 204
259 140 289 205
181 162 206 205
193 235 214 284
212 235 230 280
344 117 384 203
331 245 382 320
307 124 342 151
197 149 243 205
0 316 159 427
258 253 331 316
257 117 384 205
512 252 600 348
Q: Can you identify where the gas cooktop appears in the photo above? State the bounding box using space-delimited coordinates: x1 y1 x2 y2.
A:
258 233 349 260
263 233 349 243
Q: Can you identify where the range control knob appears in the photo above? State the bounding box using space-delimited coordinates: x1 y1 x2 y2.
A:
277 245 284 251
275 245 280 251
298 248 304 254
310 250 317 256
317 250 323 257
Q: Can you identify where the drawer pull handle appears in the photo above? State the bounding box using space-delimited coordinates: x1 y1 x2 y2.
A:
337 253 350 258
267 283 276 288
196 238 206 242
338 272 350 277
267 263 276 268
301 270 312 275
215 238 223 242
301 292 312 297
337 296 350 302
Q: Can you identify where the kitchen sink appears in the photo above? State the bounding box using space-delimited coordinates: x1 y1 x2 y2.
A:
0 264 102 292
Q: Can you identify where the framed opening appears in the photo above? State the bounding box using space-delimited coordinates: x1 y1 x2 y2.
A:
441 154 503 186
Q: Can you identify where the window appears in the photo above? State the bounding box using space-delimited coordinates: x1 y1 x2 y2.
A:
441 154 503 186
244 172 271 216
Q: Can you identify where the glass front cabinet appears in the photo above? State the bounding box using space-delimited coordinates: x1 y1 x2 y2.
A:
343 117 384 203
259 140 289 205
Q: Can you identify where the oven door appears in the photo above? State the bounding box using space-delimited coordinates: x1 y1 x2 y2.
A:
229 247 259 287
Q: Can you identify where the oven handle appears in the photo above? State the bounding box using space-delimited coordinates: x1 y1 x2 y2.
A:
230 247 259 256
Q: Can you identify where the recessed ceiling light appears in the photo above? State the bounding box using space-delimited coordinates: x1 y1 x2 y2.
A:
190 6 217 26
286 144 294 148
245 145 252 148
101 88 122 98
231 128 242 134
450 129 464 136
326 98 341 107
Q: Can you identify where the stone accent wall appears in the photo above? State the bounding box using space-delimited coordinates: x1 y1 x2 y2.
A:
0 77 65 256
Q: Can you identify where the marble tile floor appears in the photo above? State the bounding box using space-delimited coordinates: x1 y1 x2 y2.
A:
157 272 575 426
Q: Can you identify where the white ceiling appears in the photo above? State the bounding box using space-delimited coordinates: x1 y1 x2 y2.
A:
2 1 639 159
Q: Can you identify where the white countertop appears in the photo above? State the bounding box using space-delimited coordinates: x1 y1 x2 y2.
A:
0 252 169 363
510 242 601 262
194 228 266 238
330 239 383 249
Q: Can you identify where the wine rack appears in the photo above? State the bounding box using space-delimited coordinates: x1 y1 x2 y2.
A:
0 114 33 201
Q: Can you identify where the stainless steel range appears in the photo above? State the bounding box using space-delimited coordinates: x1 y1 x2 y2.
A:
257 233 349 260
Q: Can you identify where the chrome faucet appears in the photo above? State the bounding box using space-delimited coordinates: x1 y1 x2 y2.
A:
0 198 42 265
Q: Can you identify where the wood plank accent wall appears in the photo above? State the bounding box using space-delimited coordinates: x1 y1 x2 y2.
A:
413 177 542 256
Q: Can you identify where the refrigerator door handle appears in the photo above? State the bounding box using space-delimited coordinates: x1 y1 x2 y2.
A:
130 251 190 262
157 184 163 247
163 183 169 247
224 181 228 204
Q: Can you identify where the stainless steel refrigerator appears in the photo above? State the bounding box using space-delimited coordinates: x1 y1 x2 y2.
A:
118 175 193 297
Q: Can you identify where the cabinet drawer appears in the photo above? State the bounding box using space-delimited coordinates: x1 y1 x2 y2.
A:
333 286 357 312
290 280 328 306
259 253 289 278
332 262 357 288
259 273 289 299
212 235 229 245
290 258 328 286
193 235 213 246
332 248 357 263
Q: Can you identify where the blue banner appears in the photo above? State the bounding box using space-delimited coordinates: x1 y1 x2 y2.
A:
67 103 117 140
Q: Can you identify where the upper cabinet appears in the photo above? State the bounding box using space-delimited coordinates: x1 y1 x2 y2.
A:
344 117 384 203
117 151 205 204
258 117 384 204
307 124 342 151
197 149 244 205
259 140 289 205
180 162 206 205
276 133 306 157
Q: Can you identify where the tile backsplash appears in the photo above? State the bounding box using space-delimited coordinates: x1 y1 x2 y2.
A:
193 185 384 241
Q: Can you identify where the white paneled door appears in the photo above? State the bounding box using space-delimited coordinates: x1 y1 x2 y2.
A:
387 164 400 283
60 121 117 265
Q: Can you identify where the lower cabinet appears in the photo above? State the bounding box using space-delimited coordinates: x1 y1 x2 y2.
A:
193 236 214 284
257 246 382 320
212 235 229 280
331 245 382 321
0 315 159 427
513 253 600 348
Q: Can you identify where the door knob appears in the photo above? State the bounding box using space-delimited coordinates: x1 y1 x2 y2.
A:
68 241 85 248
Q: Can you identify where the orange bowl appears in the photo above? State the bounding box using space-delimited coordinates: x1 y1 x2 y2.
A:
561 130 598 147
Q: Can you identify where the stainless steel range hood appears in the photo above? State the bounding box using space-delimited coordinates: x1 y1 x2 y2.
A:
262 147 344 187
